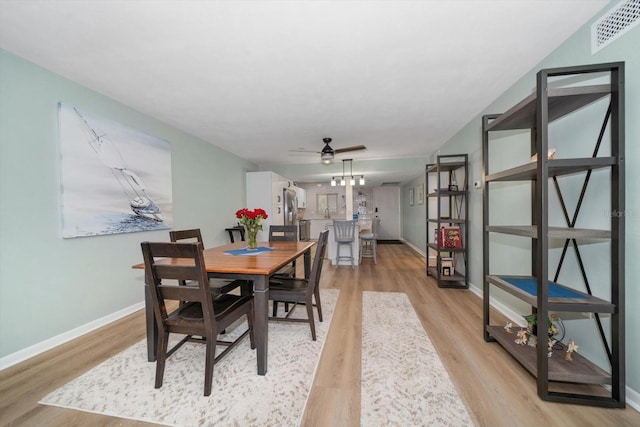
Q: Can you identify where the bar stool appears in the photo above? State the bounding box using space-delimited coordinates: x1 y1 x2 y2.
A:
360 218 380 264
333 220 357 267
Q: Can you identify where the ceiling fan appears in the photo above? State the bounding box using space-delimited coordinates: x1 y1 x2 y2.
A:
289 138 366 164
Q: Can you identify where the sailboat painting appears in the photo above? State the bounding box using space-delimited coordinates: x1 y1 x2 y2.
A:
58 103 172 238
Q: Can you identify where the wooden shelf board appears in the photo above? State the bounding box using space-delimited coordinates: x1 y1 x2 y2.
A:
438 283 468 289
485 157 616 182
427 190 466 197
428 243 466 252
427 268 464 280
428 268 468 288
486 225 611 239
485 84 610 131
486 326 611 384
428 218 466 224
426 161 466 173
486 275 615 313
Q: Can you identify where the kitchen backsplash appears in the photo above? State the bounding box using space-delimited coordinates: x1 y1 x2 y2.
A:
295 182 373 219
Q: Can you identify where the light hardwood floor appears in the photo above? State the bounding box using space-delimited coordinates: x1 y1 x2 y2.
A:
1 243 639 426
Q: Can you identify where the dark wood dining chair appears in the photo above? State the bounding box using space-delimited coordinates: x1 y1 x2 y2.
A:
141 241 255 396
268 230 328 340
268 225 298 241
269 225 299 278
170 229 246 296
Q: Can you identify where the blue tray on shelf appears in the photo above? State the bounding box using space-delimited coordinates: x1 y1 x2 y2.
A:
501 277 587 299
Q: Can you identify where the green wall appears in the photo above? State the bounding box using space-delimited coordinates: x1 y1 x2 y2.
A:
401 174 427 254
0 51 256 360
425 5 639 398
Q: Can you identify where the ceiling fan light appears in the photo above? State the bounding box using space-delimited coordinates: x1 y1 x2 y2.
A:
321 152 333 163
359 175 365 185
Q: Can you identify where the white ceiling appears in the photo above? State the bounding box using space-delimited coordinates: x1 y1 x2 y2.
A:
0 0 609 186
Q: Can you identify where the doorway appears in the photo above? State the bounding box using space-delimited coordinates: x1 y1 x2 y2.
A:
372 187 401 240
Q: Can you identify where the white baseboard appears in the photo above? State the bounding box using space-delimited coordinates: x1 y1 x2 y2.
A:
0 302 144 371
467 282 526 327
625 386 640 412
400 238 426 258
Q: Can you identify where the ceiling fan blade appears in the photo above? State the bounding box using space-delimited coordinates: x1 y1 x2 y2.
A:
289 152 318 157
288 149 321 154
334 145 366 154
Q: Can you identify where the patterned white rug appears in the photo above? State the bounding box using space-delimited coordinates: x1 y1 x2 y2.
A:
40 289 339 426
361 291 475 426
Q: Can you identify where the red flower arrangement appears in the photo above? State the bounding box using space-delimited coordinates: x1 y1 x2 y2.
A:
235 208 268 249
235 208 268 222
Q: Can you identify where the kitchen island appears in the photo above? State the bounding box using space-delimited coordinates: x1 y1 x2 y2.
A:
308 219 333 240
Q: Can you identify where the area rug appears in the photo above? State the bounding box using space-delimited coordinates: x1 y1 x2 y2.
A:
361 291 474 426
40 289 339 426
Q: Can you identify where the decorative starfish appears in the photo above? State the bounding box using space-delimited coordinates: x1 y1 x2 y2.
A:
565 340 579 361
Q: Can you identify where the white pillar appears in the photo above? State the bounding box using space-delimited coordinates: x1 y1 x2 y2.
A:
345 182 353 219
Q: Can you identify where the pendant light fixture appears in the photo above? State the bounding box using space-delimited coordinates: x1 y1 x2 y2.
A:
330 159 364 187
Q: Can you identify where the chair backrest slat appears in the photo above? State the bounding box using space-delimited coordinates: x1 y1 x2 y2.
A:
169 228 204 244
153 264 200 281
333 220 356 241
269 225 298 241
158 284 202 301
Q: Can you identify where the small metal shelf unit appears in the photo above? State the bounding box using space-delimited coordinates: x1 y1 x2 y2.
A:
482 62 625 407
426 154 469 288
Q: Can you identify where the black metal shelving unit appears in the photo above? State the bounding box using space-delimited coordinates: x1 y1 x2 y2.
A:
482 62 625 407
426 154 469 288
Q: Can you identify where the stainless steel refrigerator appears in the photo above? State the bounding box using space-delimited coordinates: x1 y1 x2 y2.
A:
283 188 297 226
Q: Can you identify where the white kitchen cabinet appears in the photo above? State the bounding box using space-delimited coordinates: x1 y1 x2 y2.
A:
294 186 306 208
271 203 284 226
272 181 284 205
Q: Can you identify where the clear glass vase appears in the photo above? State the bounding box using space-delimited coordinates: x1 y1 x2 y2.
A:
247 228 258 250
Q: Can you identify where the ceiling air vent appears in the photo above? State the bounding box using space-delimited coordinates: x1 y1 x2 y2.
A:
591 0 640 54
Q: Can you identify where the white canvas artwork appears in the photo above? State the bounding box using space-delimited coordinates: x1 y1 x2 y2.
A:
58 103 172 238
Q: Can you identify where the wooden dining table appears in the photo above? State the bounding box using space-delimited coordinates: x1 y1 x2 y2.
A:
132 239 316 375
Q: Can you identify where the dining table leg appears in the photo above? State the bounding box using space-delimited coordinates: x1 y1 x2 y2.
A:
253 274 269 375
